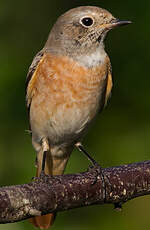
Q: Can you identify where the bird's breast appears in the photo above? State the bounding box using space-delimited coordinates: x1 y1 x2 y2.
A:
29 53 109 144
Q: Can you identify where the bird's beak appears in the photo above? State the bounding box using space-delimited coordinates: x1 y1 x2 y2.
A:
107 19 132 30
97 19 132 43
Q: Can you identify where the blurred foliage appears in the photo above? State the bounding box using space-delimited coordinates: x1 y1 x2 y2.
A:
0 0 150 229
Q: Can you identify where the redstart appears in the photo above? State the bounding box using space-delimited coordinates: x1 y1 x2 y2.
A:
26 6 131 229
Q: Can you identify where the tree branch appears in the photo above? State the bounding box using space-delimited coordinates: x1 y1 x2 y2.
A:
0 160 150 224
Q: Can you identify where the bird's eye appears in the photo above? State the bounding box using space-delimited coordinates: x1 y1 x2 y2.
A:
80 17 94 27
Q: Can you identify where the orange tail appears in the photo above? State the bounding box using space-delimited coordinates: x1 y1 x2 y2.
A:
29 213 56 229
29 150 55 229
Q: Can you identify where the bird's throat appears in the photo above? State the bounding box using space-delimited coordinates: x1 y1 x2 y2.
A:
75 46 107 68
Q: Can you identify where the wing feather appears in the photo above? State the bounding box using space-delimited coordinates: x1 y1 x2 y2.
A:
25 50 46 131
25 50 44 108
105 61 113 106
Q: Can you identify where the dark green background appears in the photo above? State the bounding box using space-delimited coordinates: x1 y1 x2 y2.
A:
0 0 150 229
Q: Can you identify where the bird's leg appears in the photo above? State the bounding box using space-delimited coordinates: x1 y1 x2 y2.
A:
32 139 49 181
75 142 99 167
75 142 103 185
75 142 114 196
41 138 49 175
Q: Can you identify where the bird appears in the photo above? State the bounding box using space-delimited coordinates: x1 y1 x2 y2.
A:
26 5 131 229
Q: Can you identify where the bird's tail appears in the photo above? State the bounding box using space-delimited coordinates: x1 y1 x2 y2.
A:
29 146 70 229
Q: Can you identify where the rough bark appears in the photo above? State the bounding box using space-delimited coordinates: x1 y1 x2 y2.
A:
0 160 150 224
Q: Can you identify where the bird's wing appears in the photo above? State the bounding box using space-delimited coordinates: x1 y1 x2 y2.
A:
105 61 113 106
25 50 45 110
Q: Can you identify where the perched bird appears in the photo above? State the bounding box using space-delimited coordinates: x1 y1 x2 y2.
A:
26 6 131 229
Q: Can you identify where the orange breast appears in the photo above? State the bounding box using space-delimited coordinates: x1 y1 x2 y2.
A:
27 53 110 144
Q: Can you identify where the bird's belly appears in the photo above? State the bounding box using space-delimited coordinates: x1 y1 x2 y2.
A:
47 101 99 144
30 90 101 147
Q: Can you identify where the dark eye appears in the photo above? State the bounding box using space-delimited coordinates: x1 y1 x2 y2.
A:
80 17 94 27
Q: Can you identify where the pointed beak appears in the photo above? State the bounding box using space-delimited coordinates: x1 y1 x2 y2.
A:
108 19 132 29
